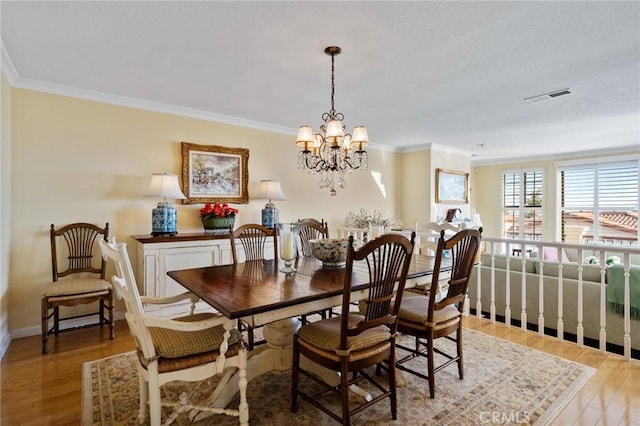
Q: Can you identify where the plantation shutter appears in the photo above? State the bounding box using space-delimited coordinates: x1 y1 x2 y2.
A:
560 160 639 243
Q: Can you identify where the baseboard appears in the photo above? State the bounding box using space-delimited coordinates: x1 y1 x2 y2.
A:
0 331 10 359
11 309 125 339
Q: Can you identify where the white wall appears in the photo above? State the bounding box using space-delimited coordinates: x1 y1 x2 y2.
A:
0 73 12 357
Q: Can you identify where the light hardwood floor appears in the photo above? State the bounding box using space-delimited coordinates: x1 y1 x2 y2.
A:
1 317 638 425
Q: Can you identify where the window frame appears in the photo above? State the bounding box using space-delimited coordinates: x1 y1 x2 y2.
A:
558 158 639 245
501 168 544 241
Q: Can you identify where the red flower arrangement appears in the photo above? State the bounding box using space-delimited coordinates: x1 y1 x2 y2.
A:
199 203 239 219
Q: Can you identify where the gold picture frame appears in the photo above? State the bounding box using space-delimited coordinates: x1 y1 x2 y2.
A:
181 142 249 204
435 168 469 204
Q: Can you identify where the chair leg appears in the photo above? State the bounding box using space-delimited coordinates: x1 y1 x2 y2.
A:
290 336 300 412
108 292 115 339
138 370 149 424
340 358 351 426
53 307 60 336
147 364 162 426
427 335 435 398
247 326 254 351
99 299 105 329
457 327 464 379
41 299 49 354
389 343 397 420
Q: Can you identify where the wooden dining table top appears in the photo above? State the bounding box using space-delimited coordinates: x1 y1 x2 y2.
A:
168 255 444 321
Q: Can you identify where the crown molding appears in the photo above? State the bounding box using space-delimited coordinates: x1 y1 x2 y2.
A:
471 145 640 167
7 71 298 136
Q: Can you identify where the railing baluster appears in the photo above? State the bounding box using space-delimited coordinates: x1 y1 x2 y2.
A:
576 248 584 348
557 246 564 342
521 253 527 331
599 249 607 354
505 242 511 327
623 253 631 360
538 248 545 336
490 246 496 323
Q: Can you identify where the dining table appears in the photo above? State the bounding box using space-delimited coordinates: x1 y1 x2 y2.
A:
167 254 446 421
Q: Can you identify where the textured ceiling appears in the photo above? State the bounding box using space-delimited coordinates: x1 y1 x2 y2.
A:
1 1 639 163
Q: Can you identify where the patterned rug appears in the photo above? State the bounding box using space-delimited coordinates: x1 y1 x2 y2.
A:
82 329 594 425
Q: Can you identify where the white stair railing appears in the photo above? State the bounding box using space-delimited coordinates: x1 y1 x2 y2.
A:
471 237 640 361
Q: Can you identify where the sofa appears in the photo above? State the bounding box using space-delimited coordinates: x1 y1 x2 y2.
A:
468 252 640 356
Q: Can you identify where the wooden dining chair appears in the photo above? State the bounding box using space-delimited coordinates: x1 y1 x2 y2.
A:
229 223 278 349
99 238 249 426
291 232 415 425
229 223 278 264
294 218 332 324
394 227 482 398
295 218 329 256
41 222 115 354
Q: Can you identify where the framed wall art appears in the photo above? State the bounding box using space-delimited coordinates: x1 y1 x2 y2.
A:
435 168 469 204
181 142 249 204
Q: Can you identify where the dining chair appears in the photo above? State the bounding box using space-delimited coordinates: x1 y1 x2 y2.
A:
335 226 368 247
99 238 249 426
295 218 329 256
229 223 278 349
413 221 460 256
407 221 462 298
294 218 332 324
291 232 415 425
229 223 278 264
394 227 482 398
41 222 115 354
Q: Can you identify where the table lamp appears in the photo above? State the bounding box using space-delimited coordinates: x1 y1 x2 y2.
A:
146 173 186 236
254 180 286 228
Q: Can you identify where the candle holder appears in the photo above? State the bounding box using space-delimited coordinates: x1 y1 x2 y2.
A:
277 223 297 273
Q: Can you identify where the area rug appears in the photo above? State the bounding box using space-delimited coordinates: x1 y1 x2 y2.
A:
82 329 594 425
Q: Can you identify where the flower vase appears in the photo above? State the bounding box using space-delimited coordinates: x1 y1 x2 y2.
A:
201 216 235 233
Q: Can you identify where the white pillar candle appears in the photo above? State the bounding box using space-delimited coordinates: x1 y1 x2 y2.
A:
282 232 295 260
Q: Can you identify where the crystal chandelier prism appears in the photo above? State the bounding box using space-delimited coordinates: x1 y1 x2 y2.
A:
295 46 369 196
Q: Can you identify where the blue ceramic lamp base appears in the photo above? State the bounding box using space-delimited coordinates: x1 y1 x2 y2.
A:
151 201 179 236
261 206 279 228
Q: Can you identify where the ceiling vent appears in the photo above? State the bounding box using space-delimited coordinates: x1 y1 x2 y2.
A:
524 88 572 103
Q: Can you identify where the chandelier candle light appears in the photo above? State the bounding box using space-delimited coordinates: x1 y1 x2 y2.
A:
146 173 186 236
296 46 369 196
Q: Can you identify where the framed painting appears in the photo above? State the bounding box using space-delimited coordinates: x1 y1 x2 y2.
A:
435 168 469 204
181 142 249 204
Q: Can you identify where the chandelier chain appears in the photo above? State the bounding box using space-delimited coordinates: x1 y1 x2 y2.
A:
330 52 336 117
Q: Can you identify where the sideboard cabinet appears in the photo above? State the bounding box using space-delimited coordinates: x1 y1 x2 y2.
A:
131 233 274 316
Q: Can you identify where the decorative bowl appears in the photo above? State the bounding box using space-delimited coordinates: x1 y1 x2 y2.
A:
309 238 350 267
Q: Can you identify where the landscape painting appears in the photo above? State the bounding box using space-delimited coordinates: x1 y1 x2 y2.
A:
181 142 249 204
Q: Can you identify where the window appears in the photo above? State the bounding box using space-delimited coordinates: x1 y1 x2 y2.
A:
560 160 639 245
502 170 543 240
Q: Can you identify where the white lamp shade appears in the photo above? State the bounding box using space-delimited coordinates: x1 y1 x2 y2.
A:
351 126 369 147
145 173 186 199
296 126 314 147
325 119 344 139
254 180 286 201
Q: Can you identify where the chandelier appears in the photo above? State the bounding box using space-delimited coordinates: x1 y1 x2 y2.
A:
296 46 369 196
